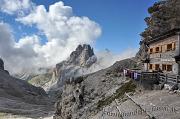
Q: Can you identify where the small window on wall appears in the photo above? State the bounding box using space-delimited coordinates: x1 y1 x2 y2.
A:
149 64 153 70
167 44 173 51
167 65 172 71
155 47 160 53
162 64 166 71
150 48 153 54
155 64 160 70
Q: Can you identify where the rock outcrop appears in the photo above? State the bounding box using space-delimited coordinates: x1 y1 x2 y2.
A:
136 0 180 61
0 58 4 70
53 58 138 119
142 0 180 41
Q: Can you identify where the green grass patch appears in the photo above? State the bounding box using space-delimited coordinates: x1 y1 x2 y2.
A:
97 80 136 109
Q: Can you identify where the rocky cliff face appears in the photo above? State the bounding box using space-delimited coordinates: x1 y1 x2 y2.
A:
49 44 97 96
53 58 138 119
0 58 54 118
136 0 180 61
28 44 97 97
54 44 96 83
141 0 180 41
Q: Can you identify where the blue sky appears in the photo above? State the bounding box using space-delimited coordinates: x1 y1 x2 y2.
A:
0 0 157 53
0 0 159 73
32 0 157 53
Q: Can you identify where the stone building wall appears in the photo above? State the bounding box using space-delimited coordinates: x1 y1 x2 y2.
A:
148 34 180 74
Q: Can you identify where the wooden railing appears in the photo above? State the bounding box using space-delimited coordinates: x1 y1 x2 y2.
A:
158 73 180 84
141 72 180 85
124 69 180 87
141 72 158 80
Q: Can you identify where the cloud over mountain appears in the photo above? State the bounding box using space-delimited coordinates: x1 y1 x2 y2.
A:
0 1 137 74
0 1 101 73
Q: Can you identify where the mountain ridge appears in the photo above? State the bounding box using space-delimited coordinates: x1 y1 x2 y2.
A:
0 58 54 118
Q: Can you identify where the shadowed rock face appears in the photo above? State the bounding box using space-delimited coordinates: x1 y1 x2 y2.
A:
136 0 180 61
0 58 54 118
0 58 4 70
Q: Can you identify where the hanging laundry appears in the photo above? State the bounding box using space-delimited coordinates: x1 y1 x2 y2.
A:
134 72 138 80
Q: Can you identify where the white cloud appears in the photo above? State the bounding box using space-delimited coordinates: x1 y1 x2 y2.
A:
0 1 101 74
0 1 136 75
16 2 101 43
0 0 33 15
79 48 138 75
0 22 39 73
96 48 138 69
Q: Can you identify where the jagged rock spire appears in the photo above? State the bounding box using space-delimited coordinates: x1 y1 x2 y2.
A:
68 44 96 66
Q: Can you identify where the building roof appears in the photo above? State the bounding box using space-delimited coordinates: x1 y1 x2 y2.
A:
147 28 180 45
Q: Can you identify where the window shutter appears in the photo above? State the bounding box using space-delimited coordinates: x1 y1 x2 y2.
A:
162 45 165 52
159 46 162 52
165 44 167 51
153 47 156 53
152 64 155 70
172 42 175 50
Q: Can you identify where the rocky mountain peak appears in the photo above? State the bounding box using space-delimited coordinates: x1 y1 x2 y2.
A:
28 44 98 95
68 44 95 66
0 58 4 70
44 44 97 94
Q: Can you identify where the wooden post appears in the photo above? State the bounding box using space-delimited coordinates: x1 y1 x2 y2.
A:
157 73 160 81
140 73 143 86
165 74 168 83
